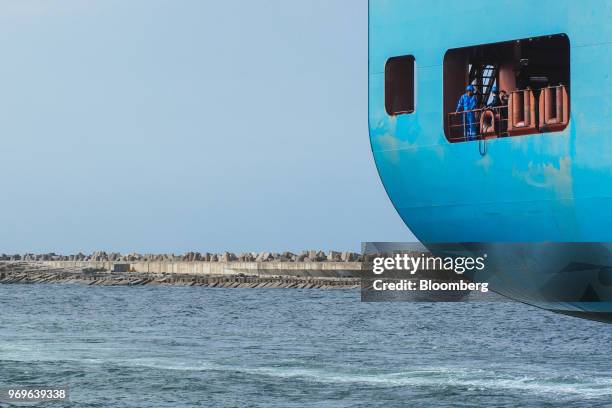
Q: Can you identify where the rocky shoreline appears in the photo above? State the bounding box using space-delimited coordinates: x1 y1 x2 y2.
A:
0 261 361 289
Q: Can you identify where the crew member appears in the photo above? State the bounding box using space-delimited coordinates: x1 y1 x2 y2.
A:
456 85 478 140
487 86 502 108
499 90 509 106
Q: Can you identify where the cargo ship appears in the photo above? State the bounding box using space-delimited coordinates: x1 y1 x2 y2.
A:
368 0 612 321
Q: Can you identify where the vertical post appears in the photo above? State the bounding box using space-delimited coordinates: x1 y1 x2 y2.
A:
556 86 563 123
544 87 552 124
523 90 530 125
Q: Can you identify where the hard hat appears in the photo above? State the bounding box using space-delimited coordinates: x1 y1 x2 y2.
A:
466 85 475 91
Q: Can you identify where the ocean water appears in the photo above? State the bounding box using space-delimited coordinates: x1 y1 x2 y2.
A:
0 285 611 408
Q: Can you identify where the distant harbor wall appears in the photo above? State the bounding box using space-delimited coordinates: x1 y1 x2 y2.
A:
42 261 363 278
0 261 361 288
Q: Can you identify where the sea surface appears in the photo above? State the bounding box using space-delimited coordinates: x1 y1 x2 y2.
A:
0 284 611 407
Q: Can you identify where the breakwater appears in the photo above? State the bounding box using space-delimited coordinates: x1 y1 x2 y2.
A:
0 256 362 289
42 260 361 278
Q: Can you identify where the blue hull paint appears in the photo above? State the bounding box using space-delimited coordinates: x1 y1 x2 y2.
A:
368 0 612 319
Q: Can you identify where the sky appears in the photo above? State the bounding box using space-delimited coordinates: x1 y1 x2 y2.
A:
0 0 414 254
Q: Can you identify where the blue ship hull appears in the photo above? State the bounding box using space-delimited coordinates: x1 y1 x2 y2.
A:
368 0 612 320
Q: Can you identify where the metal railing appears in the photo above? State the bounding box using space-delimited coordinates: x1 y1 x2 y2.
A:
447 105 509 142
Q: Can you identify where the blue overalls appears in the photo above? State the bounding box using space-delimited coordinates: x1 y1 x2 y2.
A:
456 93 478 140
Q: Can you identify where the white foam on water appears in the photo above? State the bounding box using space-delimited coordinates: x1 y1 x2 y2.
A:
260 366 612 399
99 358 612 399
3 345 611 400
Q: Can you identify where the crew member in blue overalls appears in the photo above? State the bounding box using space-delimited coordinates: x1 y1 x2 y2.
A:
487 86 501 108
456 85 478 140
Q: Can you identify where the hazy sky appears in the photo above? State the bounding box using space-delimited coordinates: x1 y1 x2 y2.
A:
0 0 413 254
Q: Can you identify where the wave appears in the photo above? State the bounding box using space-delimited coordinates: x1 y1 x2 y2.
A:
5 353 609 399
